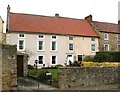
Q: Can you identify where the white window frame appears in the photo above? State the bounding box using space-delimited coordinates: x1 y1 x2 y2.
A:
37 35 45 39
104 33 109 40
37 40 45 51
51 56 57 65
37 55 44 65
91 44 96 52
51 41 57 51
18 34 25 38
104 44 109 51
17 39 25 51
69 42 74 51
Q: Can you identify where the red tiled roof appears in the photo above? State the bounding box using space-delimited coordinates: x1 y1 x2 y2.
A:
9 13 98 37
93 21 118 33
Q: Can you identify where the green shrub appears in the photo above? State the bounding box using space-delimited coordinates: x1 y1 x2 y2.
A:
38 69 52 81
54 64 63 68
83 55 94 61
28 65 34 69
94 51 120 62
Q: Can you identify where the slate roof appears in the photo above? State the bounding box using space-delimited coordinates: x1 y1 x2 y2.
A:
93 21 118 33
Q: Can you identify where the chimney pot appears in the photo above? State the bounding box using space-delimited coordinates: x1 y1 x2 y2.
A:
55 13 59 18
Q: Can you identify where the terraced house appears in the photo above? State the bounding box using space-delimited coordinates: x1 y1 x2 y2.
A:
0 16 4 43
6 6 99 67
85 15 119 51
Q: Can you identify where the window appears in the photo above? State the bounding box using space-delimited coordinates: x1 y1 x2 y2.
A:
104 44 109 51
52 35 57 39
51 56 56 64
118 44 120 51
19 34 25 38
18 40 25 51
91 44 96 52
78 55 82 62
38 56 43 64
69 43 73 50
69 36 73 40
104 33 108 40
38 35 44 39
51 41 56 51
38 41 44 51
118 34 120 40
91 38 95 41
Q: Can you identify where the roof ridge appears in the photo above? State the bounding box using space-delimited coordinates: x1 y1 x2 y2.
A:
93 21 118 25
10 12 84 21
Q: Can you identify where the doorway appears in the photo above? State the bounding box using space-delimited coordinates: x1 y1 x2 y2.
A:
17 55 24 77
67 55 74 65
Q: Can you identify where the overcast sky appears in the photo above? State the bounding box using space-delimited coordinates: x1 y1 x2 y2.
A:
0 0 119 32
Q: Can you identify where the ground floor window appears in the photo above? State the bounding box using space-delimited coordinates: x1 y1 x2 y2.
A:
104 44 109 51
38 56 43 64
51 56 57 64
78 55 82 62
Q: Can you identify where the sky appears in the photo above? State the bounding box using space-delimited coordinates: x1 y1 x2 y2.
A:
0 0 119 32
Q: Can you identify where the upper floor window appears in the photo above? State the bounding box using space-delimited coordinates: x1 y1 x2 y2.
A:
37 40 44 51
51 35 57 39
104 33 109 40
51 41 57 51
37 35 44 39
104 44 109 51
69 36 73 40
91 44 96 52
69 43 74 51
91 37 95 41
18 34 25 38
18 39 25 51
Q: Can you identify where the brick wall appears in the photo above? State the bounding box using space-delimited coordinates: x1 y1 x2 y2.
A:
58 67 119 89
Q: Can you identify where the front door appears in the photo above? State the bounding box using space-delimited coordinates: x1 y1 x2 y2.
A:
67 55 73 65
17 55 24 77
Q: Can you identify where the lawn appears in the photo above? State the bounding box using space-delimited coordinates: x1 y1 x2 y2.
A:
28 68 59 80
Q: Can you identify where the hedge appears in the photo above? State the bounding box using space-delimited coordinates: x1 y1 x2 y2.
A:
94 51 120 62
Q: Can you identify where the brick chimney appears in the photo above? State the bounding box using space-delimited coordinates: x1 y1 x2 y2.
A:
84 14 92 23
55 13 59 18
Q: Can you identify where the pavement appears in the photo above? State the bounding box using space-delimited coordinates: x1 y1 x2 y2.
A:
11 77 58 91
10 77 119 91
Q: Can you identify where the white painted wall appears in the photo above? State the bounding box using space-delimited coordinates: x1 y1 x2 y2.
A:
6 33 99 67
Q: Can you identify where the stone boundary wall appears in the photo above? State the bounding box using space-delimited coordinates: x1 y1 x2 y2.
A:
58 67 119 89
2 44 17 90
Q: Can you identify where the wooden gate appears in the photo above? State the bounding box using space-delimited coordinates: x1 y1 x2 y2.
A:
17 55 24 77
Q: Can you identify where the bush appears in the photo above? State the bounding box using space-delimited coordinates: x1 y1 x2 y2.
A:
94 51 120 62
83 55 94 61
38 69 52 82
54 64 63 68
28 65 34 69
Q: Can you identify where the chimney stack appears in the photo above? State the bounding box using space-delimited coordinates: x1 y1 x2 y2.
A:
84 14 92 23
7 5 10 13
55 13 59 18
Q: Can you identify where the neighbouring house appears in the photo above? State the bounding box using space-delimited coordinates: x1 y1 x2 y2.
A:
0 16 4 44
6 5 99 67
85 15 119 51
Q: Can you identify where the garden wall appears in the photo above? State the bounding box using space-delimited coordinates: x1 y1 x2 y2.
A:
2 44 17 90
58 67 119 89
